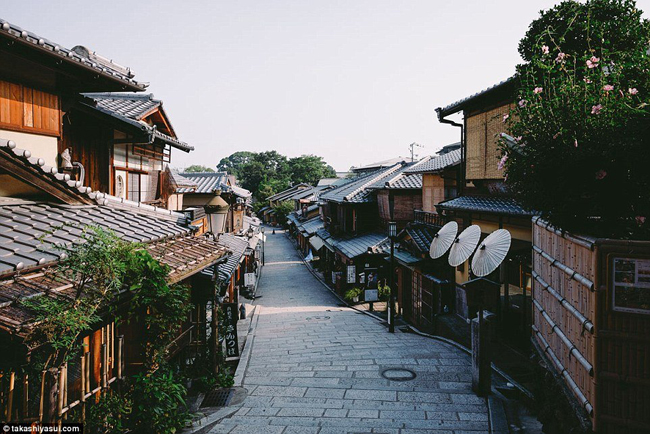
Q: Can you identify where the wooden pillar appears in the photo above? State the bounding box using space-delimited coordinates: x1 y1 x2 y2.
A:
80 354 86 422
6 371 15 422
117 336 124 380
211 302 219 376
471 307 491 397
22 374 28 419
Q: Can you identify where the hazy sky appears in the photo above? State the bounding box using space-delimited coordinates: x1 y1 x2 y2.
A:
5 1 650 171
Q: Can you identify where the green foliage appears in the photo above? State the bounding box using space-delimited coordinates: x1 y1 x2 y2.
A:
503 0 650 238
344 287 362 302
183 165 214 173
272 201 295 226
131 369 190 434
217 151 336 202
378 284 391 302
86 391 133 434
288 155 337 186
217 151 254 179
127 250 191 370
23 226 194 433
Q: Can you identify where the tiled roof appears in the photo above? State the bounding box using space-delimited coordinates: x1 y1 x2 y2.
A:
320 165 403 203
0 199 189 278
374 239 421 264
0 234 229 338
177 172 229 194
0 138 186 223
0 19 145 91
266 184 312 202
89 93 160 120
350 157 408 173
405 224 439 253
297 217 324 236
287 213 300 226
437 196 536 216
367 158 429 190
405 149 461 174
214 233 249 283
325 232 387 259
437 76 517 117
230 185 252 199
82 93 193 152
168 170 198 193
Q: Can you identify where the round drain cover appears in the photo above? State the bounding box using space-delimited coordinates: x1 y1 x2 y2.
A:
381 368 417 381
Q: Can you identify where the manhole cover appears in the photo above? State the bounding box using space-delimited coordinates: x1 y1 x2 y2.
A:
200 388 234 408
381 368 417 382
305 316 330 321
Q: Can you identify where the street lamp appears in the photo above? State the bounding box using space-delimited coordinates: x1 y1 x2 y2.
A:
388 221 397 333
204 194 230 237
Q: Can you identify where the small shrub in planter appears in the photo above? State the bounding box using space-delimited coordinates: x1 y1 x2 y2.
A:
344 287 362 303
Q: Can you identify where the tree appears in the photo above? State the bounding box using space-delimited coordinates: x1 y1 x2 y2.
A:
272 201 295 226
183 165 214 173
502 0 650 239
288 155 337 185
217 151 254 179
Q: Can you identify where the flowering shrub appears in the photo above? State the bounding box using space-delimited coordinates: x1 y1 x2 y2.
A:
502 0 650 238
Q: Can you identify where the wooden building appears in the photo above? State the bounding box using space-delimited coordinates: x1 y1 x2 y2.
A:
435 77 536 343
0 19 232 424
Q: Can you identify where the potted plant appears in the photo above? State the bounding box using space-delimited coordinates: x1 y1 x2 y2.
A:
344 287 362 303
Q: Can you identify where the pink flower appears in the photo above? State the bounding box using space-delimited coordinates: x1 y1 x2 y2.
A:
534 87 543 94
595 169 607 180
636 216 646 225
629 87 639 95
502 114 509 123
515 136 522 142
583 77 592 84
555 52 566 63
603 84 614 92
498 154 508 170
574 139 578 148
591 104 603 115
542 45 549 54
518 99 527 108
586 56 600 69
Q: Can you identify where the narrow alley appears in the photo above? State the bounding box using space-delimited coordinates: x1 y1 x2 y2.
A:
208 229 489 434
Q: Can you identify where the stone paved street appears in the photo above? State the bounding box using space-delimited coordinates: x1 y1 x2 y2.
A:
209 229 489 434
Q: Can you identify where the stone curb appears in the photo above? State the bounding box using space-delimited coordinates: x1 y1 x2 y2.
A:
233 305 260 387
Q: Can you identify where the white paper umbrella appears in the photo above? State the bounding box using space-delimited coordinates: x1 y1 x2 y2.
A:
448 225 481 267
429 221 458 259
471 229 512 277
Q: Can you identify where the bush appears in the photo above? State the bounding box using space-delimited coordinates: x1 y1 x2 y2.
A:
502 0 650 239
344 287 362 302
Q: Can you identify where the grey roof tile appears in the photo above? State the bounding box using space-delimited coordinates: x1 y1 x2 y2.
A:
0 19 145 91
437 75 517 117
404 149 461 174
0 200 190 277
81 93 193 152
177 172 229 194
320 165 404 203
437 196 536 217
325 232 387 259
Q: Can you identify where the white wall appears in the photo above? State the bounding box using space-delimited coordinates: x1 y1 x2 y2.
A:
0 129 58 167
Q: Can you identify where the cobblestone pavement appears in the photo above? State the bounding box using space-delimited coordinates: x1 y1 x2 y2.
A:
209 229 489 434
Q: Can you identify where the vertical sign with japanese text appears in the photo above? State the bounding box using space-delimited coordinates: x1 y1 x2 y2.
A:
222 303 240 358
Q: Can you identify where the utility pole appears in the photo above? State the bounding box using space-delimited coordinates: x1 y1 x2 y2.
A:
409 142 423 162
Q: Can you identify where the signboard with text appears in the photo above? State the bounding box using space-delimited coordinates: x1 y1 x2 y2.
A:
222 303 240 358
347 265 356 283
244 272 256 287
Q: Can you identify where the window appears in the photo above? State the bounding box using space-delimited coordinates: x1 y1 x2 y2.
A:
128 172 141 202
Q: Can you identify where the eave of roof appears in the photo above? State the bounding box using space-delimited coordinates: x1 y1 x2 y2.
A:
0 19 145 92
437 75 517 118
78 97 193 152
437 195 536 217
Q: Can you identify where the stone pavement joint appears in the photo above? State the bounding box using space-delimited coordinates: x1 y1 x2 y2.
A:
206 228 489 433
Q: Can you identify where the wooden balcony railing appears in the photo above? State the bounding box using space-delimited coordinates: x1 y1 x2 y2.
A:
413 210 446 227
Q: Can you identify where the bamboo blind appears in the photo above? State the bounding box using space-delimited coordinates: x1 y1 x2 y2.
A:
465 104 512 181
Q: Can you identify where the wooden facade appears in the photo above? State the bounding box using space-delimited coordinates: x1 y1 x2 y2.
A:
376 190 422 230
532 218 650 433
465 103 512 181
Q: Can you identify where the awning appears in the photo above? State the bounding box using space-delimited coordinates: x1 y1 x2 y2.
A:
310 236 325 251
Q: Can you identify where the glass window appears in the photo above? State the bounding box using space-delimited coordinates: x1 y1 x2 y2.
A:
128 172 141 202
